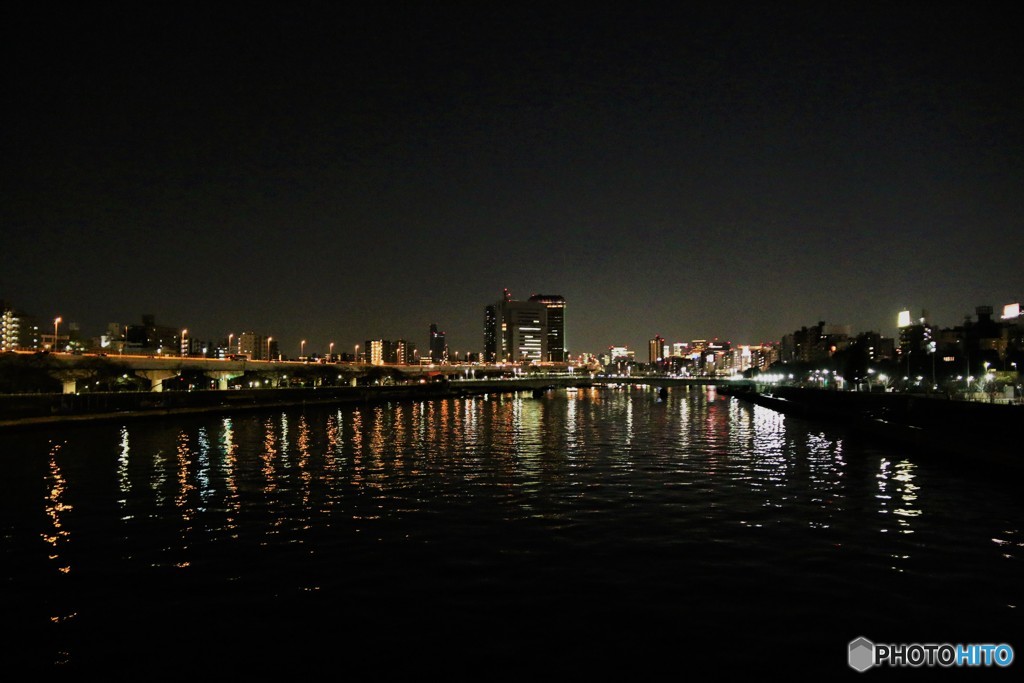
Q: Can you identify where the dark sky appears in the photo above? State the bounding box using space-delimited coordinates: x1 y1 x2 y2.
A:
4 2 1022 357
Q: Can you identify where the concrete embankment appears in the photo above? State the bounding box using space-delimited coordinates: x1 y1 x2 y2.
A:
720 385 1021 469
0 380 548 430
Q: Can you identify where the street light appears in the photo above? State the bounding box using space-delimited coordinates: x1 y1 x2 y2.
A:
228 333 234 357
267 336 273 361
301 339 306 359
355 344 359 364
53 316 62 352
329 341 335 361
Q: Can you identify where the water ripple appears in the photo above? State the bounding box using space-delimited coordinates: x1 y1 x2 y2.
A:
1 388 1020 670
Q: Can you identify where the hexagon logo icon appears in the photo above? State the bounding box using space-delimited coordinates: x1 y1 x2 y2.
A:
849 637 875 672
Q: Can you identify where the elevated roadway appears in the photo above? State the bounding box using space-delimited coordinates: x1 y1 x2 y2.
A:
8 351 752 394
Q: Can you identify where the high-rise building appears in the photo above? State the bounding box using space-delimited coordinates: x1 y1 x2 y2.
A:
485 289 564 363
388 339 415 364
361 339 416 365
364 339 384 366
649 335 665 364
19 316 42 350
609 346 633 361
780 321 850 364
898 310 935 358
239 332 258 360
506 300 546 362
126 315 181 355
429 323 447 363
484 305 498 362
485 290 549 363
703 340 732 376
238 332 274 360
1 303 20 352
528 294 566 361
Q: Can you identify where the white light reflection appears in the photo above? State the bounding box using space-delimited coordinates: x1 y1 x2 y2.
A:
279 413 291 468
394 403 408 467
876 457 891 531
624 390 634 446
876 458 925 573
565 390 578 453
891 459 920 532
877 457 922 571
117 426 131 503
724 400 751 479
877 459 920 518
511 395 523 455
220 417 239 528
806 433 842 476
196 427 212 507
153 443 169 506
991 531 1023 561
514 396 544 502
749 403 788 489
463 397 478 448
518 397 543 460
262 417 278 495
417 402 427 452
677 388 691 449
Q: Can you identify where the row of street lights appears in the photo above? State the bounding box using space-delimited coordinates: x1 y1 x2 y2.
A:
48 317 331 360
218 332 347 361
46 317 454 364
214 336 470 364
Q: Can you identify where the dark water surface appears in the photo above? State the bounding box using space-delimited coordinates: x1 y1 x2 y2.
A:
2 387 1020 673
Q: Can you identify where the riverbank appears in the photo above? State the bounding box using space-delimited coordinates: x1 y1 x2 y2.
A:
720 384 1021 470
0 374 636 430
0 381 528 430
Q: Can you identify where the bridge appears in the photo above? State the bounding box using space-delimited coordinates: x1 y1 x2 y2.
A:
447 375 748 397
6 351 752 394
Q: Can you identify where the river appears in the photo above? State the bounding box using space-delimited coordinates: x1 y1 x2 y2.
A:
3 386 1020 673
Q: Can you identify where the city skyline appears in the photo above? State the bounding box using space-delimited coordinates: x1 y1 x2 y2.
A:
3 290 1021 362
4 5 1021 356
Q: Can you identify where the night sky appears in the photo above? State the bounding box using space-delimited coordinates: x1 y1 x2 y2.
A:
4 3 1022 357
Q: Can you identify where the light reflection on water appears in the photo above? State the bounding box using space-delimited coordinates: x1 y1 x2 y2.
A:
42 440 71 575
4 387 1021 670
